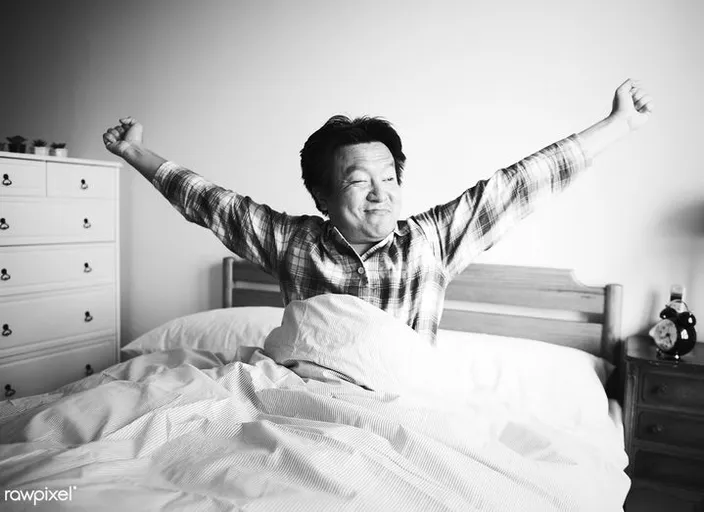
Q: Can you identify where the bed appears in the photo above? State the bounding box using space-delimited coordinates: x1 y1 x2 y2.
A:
0 257 629 511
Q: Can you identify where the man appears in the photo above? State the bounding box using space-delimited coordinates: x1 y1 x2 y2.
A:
103 79 653 343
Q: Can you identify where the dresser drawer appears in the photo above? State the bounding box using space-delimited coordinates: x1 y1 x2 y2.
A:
636 410 704 451
0 199 115 245
0 158 45 197
1 338 116 399
641 370 704 412
0 245 116 295
0 287 116 349
633 449 704 492
47 162 117 199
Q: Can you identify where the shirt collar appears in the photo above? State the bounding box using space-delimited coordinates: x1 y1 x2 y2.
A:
323 222 401 252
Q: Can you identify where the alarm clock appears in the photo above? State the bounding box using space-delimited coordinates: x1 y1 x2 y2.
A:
649 299 697 359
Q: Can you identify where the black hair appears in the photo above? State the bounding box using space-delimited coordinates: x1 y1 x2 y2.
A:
300 115 406 215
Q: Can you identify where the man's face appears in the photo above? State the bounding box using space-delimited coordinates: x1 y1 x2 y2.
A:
318 142 402 251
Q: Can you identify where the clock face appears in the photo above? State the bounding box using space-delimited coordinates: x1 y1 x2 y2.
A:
649 318 678 351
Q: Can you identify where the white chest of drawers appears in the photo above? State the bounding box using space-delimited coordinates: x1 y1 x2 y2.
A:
0 151 121 399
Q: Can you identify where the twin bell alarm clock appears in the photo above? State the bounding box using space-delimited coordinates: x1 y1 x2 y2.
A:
649 298 697 359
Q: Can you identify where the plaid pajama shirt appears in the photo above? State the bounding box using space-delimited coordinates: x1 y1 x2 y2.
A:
153 134 590 343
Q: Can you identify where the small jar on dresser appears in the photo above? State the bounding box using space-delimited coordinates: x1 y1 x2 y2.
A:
0 150 121 400
623 335 704 512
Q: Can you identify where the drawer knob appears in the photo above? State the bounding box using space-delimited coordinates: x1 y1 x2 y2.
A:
80 178 89 190
1 174 11 186
649 423 665 435
83 262 92 273
0 218 8 230
84 364 94 376
4 384 16 398
1 324 11 336
83 218 91 229
84 311 93 322
0 268 10 281
654 384 668 395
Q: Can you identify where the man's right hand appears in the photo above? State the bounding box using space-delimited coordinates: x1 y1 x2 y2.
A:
102 117 166 182
102 117 143 158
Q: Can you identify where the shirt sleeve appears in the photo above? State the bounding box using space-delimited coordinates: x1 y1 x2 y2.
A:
151 161 296 276
411 134 591 279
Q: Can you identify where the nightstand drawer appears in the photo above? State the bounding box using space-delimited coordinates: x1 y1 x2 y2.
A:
636 410 704 451
642 370 704 412
0 158 45 197
0 245 116 295
1 338 116 399
626 485 704 512
47 162 116 199
633 450 704 492
0 287 116 349
0 199 115 245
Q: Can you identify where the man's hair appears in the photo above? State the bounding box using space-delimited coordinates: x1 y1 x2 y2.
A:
300 115 406 215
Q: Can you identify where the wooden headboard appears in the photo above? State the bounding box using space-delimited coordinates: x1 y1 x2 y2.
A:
222 257 623 363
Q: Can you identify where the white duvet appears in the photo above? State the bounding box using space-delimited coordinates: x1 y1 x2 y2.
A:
0 296 630 511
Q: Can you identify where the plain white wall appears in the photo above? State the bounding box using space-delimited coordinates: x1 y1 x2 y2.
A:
2 0 703 345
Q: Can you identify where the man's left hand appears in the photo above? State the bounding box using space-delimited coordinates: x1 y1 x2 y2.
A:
610 78 654 131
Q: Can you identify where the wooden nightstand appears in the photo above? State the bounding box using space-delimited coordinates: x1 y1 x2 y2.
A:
623 335 704 512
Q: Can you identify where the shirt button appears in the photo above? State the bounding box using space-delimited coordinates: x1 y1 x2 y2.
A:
357 267 365 275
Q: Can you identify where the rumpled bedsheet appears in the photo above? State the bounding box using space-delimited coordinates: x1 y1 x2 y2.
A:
0 348 629 511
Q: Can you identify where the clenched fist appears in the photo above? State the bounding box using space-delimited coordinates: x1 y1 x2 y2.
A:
102 117 143 158
610 79 654 132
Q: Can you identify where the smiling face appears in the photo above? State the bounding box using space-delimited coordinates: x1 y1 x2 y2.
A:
315 142 402 253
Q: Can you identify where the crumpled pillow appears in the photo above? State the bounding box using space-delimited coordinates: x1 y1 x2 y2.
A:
263 294 439 393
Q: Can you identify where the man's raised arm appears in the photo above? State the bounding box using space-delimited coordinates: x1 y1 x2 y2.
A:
412 78 654 278
101 116 295 277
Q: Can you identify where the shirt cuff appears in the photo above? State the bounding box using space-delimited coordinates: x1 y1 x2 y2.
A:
152 161 183 193
570 133 593 169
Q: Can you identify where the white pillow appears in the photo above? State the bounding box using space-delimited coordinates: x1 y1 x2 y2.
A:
262 294 614 431
121 307 284 361
434 329 614 431
263 294 439 394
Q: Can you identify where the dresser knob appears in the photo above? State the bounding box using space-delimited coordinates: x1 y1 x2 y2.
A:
84 311 93 322
0 268 10 281
83 262 92 273
0 218 8 230
80 178 89 190
1 324 11 336
83 218 91 229
4 384 16 398
84 364 94 376
654 384 668 395
649 423 665 435
1 174 11 186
